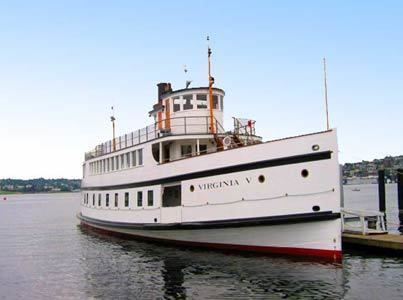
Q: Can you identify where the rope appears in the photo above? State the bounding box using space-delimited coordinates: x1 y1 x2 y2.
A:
182 188 335 208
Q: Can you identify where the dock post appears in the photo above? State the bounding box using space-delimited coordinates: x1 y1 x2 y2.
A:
398 169 403 211
378 169 387 230
398 169 403 233
378 170 386 212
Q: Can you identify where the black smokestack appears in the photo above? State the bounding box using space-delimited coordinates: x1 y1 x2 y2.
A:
157 83 172 102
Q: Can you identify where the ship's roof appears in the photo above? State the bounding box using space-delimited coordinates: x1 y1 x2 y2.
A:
162 86 225 98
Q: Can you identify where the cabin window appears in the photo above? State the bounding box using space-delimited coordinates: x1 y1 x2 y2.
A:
199 144 207 155
147 190 154 206
162 185 181 207
213 95 219 109
181 145 192 158
92 194 95 206
98 194 101 206
183 94 193 110
138 149 143 165
114 193 118 207
131 151 137 167
120 154 125 169
116 156 119 170
196 94 207 109
220 95 224 110
111 157 115 171
126 152 131 167
137 191 143 207
125 192 129 207
106 194 109 207
173 97 181 112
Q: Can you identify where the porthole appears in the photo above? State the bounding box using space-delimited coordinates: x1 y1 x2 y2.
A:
190 185 195 192
301 169 309 178
312 205 320 212
258 175 265 183
312 144 320 151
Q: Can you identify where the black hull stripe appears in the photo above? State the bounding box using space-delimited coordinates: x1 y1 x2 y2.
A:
82 150 332 191
78 211 340 230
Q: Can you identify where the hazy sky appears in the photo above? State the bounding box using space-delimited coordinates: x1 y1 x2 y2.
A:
1 1 402 179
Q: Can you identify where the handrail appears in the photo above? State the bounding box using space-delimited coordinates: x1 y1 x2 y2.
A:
341 208 387 235
85 116 227 160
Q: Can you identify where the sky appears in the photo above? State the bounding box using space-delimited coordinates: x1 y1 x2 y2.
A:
0 1 402 179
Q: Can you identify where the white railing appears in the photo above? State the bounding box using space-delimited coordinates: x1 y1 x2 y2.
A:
341 208 387 235
85 116 226 161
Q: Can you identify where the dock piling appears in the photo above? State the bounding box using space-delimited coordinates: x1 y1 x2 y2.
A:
378 169 386 213
398 169 403 233
398 169 403 211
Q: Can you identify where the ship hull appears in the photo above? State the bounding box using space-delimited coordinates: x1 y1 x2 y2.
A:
80 130 342 260
78 212 342 260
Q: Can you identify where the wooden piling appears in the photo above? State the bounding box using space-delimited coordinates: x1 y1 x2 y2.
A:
398 169 403 211
378 169 386 212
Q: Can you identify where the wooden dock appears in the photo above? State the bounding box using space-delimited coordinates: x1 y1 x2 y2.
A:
341 208 403 255
343 233 403 253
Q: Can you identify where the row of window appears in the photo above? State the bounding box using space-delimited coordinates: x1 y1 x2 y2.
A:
181 144 208 157
89 149 143 175
83 190 154 208
172 93 224 112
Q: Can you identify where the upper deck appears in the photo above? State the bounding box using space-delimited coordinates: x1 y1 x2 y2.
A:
84 115 226 160
85 86 226 161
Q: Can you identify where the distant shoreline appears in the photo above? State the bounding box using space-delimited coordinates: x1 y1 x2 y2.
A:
0 190 80 196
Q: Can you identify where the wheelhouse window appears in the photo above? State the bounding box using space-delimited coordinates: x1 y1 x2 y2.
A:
181 145 192 158
147 190 154 206
173 97 181 112
213 95 219 109
183 94 193 110
220 95 224 110
106 194 109 207
196 94 207 109
114 193 118 207
125 192 129 207
137 191 143 207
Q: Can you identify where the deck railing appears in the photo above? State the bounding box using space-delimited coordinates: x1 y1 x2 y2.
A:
85 116 226 160
341 208 387 235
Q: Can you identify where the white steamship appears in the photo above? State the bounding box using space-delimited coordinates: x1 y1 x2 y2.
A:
78 47 342 260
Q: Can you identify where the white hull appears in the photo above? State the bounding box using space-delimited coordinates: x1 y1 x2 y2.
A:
79 215 341 259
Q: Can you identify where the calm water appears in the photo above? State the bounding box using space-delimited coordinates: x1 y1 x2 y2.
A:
0 186 402 299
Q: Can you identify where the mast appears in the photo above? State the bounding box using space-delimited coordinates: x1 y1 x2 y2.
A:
207 36 215 134
111 106 116 151
323 57 330 130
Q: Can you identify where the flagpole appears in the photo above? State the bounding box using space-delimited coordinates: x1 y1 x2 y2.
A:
207 36 215 134
323 58 330 130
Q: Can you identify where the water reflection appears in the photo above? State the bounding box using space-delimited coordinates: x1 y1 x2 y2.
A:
78 226 346 299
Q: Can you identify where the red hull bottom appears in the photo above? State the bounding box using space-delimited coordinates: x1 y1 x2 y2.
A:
80 221 342 262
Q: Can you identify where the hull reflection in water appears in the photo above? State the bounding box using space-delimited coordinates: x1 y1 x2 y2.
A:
79 226 346 299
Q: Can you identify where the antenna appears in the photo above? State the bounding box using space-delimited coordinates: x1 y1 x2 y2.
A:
207 35 215 134
184 64 192 88
111 106 116 151
323 57 330 130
